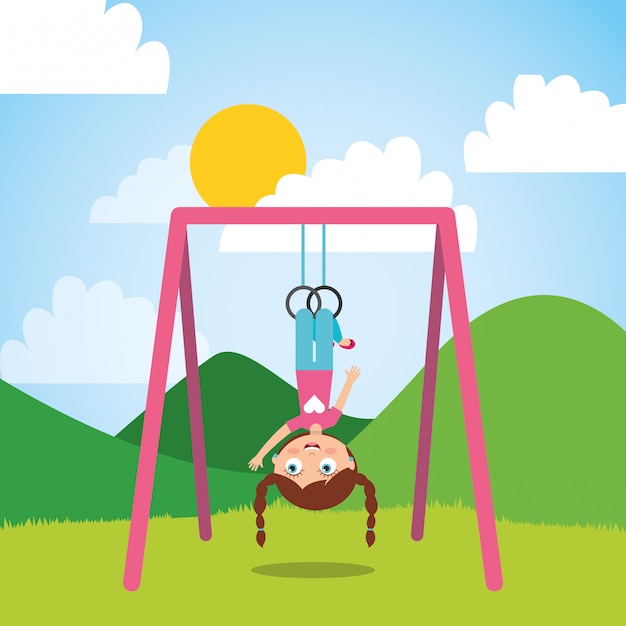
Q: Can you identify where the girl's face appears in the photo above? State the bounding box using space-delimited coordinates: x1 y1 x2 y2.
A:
272 433 355 488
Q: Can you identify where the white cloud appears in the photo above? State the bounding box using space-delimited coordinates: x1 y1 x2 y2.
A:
0 277 210 384
464 74 626 172
220 137 477 252
0 0 169 94
90 146 203 223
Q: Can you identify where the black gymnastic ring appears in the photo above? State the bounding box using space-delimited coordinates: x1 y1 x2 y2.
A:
286 285 322 319
306 285 343 318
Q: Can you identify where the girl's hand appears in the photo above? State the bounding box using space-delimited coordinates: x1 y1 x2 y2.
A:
345 365 361 383
248 455 264 471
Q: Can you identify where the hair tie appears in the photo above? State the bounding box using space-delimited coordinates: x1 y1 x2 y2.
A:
348 456 354 462
272 453 278 459
257 527 265 532
367 528 375 532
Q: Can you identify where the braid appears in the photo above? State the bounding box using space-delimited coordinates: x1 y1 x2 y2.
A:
254 474 278 547
355 472 378 546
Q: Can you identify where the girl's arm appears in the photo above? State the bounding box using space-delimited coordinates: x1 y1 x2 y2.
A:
248 424 291 471
333 365 361 413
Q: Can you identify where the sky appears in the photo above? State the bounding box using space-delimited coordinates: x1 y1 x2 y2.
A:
1 0 625 435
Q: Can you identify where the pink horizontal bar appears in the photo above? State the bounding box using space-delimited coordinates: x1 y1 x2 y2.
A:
171 206 455 226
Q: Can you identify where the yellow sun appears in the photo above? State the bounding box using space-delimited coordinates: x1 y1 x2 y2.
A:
190 104 307 207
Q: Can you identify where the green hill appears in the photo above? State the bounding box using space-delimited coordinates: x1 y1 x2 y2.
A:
0 379 261 526
0 352 370 526
6 298 624 529
116 351 370 473
350 295 626 529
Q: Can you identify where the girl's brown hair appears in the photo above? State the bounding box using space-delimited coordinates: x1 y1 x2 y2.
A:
254 444 377 547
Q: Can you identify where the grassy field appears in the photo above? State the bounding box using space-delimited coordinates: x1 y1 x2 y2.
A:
1 504 624 625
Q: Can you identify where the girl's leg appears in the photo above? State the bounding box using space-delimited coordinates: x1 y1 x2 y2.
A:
314 308 334 371
295 308 314 370
333 317 343 343
295 309 333 415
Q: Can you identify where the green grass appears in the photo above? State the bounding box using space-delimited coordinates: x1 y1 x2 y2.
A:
1 505 624 624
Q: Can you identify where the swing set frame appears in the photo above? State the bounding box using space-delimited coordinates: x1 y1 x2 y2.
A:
122 206 503 592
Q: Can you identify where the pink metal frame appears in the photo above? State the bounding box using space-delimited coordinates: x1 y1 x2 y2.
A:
123 206 503 592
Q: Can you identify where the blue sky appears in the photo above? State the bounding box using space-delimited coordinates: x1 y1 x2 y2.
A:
1 0 625 434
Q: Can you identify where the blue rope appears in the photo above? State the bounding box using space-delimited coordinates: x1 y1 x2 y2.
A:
301 224 327 286
322 224 326 285
301 224 305 286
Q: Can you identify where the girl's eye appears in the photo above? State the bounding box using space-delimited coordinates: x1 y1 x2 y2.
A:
285 458 303 475
319 458 337 475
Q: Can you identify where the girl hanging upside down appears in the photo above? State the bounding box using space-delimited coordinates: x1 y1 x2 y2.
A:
248 306 377 547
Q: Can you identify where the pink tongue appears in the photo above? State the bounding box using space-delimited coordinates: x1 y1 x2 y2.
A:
306 442 320 448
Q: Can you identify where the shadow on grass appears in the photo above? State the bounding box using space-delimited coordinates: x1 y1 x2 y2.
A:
251 562 375 578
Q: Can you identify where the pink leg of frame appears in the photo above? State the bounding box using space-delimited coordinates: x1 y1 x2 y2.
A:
439 218 503 591
413 225 502 591
412 226 445 540
123 226 211 591
179 238 212 541
122 207 502 591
